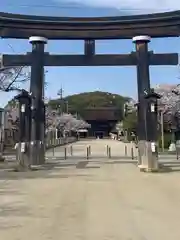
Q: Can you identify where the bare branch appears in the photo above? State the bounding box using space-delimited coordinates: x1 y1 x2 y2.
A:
0 66 30 92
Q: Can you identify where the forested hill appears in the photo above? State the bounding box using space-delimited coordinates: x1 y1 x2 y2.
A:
48 91 131 115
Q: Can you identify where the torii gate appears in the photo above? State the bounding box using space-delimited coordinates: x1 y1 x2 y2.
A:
0 11 179 171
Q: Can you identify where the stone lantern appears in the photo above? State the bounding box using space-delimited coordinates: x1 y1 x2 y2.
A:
14 89 31 170
141 88 161 171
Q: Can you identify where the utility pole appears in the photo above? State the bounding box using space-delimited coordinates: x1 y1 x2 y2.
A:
58 86 63 100
160 111 165 152
57 87 69 114
66 100 69 113
0 108 5 161
57 87 63 115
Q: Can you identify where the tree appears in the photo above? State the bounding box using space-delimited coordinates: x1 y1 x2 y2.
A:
0 66 30 92
123 111 137 132
154 84 180 131
48 91 130 117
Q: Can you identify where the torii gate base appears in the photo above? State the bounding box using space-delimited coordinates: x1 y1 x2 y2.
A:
138 142 158 172
2 35 178 172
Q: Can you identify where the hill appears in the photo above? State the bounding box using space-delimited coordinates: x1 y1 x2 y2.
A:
48 91 131 117
3 91 131 130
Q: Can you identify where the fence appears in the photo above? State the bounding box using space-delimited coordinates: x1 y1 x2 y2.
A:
45 142 138 162
4 137 180 169
45 140 180 168
45 137 76 149
2 136 77 157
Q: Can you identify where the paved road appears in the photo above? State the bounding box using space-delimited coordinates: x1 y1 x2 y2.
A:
1 139 180 239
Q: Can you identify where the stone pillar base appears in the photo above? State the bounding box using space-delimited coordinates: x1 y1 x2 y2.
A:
15 142 31 171
30 140 45 166
138 140 159 172
138 164 159 173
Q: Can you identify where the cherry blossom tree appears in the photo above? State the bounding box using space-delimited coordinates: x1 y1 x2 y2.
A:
155 84 180 130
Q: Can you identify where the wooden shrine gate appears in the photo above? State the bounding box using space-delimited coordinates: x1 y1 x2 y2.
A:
0 11 179 171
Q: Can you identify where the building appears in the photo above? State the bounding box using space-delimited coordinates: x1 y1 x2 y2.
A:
83 107 123 138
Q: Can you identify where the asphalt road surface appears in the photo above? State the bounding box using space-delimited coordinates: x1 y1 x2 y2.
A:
0 139 180 240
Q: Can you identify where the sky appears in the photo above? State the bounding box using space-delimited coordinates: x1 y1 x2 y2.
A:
0 0 180 107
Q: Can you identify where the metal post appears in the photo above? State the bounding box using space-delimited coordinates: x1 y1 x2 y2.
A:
70 145 73 156
176 148 179 160
29 36 47 165
125 145 127 156
86 147 89 160
108 147 111 158
133 35 158 172
107 145 109 157
131 147 134 160
88 145 91 156
52 147 55 157
64 147 67 160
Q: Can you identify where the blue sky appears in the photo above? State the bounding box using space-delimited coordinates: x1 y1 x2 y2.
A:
0 0 180 107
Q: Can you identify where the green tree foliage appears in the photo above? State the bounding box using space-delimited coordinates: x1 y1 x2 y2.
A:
158 132 172 149
48 91 130 116
123 111 137 132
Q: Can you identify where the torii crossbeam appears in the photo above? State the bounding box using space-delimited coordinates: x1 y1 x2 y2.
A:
1 52 178 67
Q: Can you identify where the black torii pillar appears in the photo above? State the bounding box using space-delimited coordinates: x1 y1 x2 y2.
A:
29 36 47 165
133 35 159 172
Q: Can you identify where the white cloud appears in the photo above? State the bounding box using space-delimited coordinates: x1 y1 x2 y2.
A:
54 0 180 12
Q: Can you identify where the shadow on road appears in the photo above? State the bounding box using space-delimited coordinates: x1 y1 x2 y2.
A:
1 156 180 180
0 169 93 180
76 161 89 169
0 158 138 180
158 163 180 173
